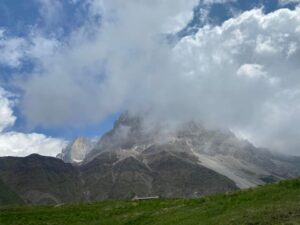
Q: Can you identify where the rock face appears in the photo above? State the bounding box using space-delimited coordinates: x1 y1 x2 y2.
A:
86 113 300 189
1 113 300 205
57 137 95 164
81 148 237 201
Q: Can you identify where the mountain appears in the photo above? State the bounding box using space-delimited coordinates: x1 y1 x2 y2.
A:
1 113 300 205
57 137 95 164
0 154 84 205
0 151 236 205
0 178 23 205
81 147 237 201
85 113 300 189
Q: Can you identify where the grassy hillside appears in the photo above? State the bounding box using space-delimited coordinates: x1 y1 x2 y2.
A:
1 179 300 225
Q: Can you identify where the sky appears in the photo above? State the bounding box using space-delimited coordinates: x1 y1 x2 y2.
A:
0 0 300 157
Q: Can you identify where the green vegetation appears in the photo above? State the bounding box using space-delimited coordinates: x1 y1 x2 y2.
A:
1 179 300 225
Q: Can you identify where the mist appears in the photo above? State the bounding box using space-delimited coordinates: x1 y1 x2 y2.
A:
16 1 300 155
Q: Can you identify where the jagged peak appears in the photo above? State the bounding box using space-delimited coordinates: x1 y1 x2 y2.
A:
57 137 96 164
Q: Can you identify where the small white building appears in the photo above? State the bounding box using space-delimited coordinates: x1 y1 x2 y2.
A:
132 196 160 201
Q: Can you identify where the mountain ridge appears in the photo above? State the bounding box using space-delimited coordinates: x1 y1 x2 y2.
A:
1 113 300 205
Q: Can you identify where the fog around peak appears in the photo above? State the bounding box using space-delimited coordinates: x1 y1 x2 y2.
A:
1 1 300 155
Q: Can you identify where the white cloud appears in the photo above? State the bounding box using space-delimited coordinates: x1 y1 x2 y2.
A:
0 88 16 132
28 35 60 60
19 0 199 128
0 27 60 70
0 87 66 157
163 11 194 33
0 132 66 157
35 0 64 27
0 30 27 68
173 7 300 154
6 2 300 155
237 64 267 79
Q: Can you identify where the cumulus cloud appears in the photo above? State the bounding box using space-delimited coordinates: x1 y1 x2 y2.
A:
19 0 199 128
172 7 300 154
0 88 66 157
0 132 66 157
0 132 66 156
5 1 300 155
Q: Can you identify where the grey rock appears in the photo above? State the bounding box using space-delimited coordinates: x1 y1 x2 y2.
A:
1 113 300 205
57 137 95 164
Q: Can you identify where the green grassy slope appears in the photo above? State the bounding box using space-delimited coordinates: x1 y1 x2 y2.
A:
1 179 300 225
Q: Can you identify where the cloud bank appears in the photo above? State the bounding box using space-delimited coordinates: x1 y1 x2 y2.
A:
0 88 66 157
2 1 300 155
173 7 300 153
19 0 199 128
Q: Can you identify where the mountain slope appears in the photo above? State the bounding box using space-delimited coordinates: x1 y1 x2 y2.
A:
1 179 300 225
1 113 300 205
81 149 237 201
0 154 84 205
0 179 23 205
85 113 300 189
0 146 237 204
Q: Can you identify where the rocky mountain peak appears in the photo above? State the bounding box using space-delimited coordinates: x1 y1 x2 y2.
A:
1 113 300 204
114 112 142 129
84 113 300 189
57 137 95 164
